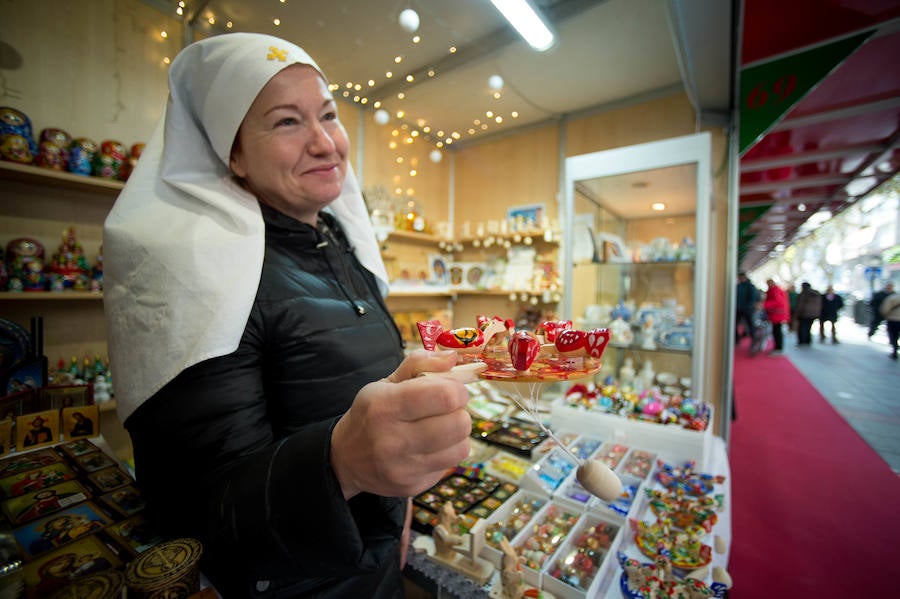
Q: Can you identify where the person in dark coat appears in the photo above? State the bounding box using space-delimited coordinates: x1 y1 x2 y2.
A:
795 282 822 346
735 272 759 344
868 282 894 338
103 34 472 598
819 285 844 343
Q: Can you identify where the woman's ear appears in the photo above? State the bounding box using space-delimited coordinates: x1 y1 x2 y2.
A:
229 138 247 178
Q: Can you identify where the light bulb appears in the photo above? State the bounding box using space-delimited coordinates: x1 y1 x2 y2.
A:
488 74 504 90
399 8 420 33
429 149 442 163
374 109 390 125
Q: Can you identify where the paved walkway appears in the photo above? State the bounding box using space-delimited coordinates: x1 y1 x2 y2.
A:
739 314 900 473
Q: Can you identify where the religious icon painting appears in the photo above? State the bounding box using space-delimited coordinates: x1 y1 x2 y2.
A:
99 485 146 519
21 534 124 596
16 410 59 451
0 461 77 498
39 384 92 411
0 388 37 422
99 485 146 518
0 419 11 457
1 480 91 526
73 451 117 474
87 466 132 494
104 513 163 556
12 501 113 559
61 404 100 441
58 438 101 459
0 448 62 479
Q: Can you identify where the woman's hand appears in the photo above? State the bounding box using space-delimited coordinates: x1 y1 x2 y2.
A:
330 350 472 500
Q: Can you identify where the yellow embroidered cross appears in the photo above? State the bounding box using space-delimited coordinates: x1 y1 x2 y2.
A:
267 46 287 62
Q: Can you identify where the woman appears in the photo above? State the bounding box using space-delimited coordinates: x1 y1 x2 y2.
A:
104 33 471 597
763 279 790 354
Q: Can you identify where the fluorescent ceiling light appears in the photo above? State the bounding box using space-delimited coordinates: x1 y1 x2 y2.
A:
490 0 555 51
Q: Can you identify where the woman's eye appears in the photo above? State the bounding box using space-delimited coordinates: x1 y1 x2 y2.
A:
275 117 299 127
323 111 337 121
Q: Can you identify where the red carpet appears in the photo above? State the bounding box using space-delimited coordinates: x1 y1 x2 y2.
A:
729 346 900 597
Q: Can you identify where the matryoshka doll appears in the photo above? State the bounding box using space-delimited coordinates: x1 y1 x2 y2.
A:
120 142 145 181
0 133 33 164
92 139 127 180
35 128 72 170
0 106 37 154
68 137 97 176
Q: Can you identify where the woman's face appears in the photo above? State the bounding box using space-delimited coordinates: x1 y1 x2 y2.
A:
230 64 348 225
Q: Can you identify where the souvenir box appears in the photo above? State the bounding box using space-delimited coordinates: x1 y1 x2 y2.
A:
470 416 548 458
411 471 518 535
508 500 583 587
551 400 714 469
479 489 548 568
540 512 623 599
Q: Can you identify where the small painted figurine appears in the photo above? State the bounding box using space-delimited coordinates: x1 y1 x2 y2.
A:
432 502 465 560
49 227 91 289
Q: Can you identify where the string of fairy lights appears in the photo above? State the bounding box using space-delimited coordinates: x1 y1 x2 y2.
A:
157 1 529 205
159 2 522 150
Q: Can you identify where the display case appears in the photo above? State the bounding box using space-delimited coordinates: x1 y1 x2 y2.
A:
560 133 713 420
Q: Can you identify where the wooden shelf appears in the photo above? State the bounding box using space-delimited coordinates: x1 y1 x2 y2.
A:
388 288 453 298
386 230 442 244
98 399 117 413
0 160 123 195
456 230 558 246
0 291 103 301
594 260 695 267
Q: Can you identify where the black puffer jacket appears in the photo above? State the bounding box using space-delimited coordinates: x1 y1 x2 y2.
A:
125 205 406 597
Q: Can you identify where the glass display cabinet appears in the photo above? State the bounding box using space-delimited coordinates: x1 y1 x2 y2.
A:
561 133 712 404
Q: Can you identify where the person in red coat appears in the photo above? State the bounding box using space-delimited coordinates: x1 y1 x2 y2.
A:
763 279 791 354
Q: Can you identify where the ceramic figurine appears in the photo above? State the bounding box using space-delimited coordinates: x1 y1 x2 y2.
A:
508 330 541 371
428 501 494 584
93 375 111 402
635 360 655 392
619 358 636 388
609 316 633 347
498 536 525 599
91 246 103 290
640 315 657 350
68 137 98 176
554 328 610 359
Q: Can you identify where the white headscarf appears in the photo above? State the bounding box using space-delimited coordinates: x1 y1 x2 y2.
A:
103 33 388 422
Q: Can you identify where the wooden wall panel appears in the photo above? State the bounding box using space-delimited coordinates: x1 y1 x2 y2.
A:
453 125 560 238
565 95 696 157
1 0 178 148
